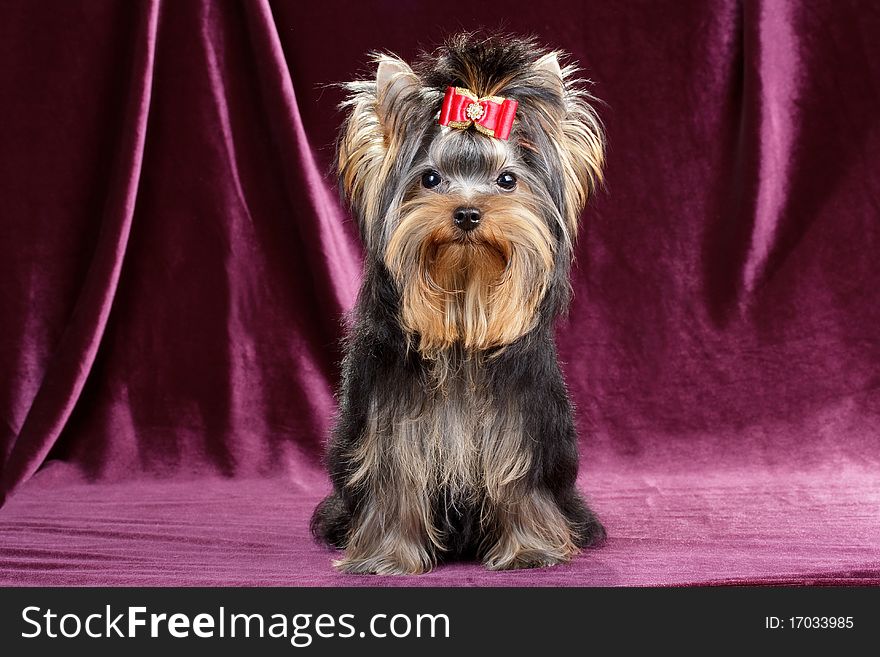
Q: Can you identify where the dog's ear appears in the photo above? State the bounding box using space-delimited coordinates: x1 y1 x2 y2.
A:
375 56 420 124
533 52 563 84
337 55 421 249
533 52 604 238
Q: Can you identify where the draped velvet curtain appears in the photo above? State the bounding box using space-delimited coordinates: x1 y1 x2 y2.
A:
1 1 879 585
1 0 362 502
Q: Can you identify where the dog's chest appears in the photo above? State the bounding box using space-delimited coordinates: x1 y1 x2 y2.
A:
385 362 528 499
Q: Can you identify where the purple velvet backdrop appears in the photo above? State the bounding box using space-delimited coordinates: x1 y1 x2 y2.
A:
1 0 879 585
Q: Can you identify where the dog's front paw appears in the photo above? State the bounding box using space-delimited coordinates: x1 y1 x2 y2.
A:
483 549 571 571
333 552 433 575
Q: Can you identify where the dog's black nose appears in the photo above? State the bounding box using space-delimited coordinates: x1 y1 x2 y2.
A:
453 207 482 232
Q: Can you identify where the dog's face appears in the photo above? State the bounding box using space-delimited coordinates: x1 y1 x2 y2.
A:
338 35 604 357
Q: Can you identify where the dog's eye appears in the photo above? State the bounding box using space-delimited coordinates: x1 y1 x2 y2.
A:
421 170 442 189
496 172 517 190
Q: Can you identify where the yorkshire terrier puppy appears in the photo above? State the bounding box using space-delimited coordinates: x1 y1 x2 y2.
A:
311 33 606 574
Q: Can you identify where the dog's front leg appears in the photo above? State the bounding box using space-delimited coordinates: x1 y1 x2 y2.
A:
481 488 578 570
333 409 441 575
334 476 439 575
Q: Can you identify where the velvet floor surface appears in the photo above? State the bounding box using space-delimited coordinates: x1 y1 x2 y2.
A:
2 457 878 586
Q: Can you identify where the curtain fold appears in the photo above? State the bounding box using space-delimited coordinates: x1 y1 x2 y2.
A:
0 0 160 502
243 0 361 315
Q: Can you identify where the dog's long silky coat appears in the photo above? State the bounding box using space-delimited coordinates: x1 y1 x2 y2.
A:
311 34 606 574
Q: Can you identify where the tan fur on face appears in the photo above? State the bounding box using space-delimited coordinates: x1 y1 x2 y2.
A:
385 193 554 357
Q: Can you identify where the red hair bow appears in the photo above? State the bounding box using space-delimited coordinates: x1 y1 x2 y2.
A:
438 86 518 140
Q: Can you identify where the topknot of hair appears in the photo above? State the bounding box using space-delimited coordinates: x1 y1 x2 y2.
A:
417 32 554 100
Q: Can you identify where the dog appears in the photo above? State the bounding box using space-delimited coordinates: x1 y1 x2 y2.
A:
311 33 606 574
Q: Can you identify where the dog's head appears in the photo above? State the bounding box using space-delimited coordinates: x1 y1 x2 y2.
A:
338 33 604 357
